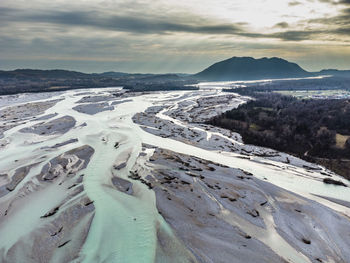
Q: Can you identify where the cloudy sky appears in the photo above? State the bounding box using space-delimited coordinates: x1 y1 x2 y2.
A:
1 0 350 73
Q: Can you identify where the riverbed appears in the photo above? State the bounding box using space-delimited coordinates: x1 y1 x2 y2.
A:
0 86 349 263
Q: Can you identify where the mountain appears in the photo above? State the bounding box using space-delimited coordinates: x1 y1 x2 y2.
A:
194 57 312 81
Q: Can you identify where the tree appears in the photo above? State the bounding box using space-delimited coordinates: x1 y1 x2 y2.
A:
316 127 336 149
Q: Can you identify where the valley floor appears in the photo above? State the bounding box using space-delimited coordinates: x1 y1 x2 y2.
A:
0 86 349 263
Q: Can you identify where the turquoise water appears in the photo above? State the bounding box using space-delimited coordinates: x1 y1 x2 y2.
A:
0 87 349 262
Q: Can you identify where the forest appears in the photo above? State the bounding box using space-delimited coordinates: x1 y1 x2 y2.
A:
208 92 350 179
224 77 350 98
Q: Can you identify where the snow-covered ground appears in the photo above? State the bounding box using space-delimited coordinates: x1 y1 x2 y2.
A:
0 85 349 263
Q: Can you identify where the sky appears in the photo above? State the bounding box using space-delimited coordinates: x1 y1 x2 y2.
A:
1 0 350 73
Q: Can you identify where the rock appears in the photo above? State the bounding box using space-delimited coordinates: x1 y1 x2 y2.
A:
302 238 311 245
185 172 200 178
67 183 78 190
58 240 71 248
260 201 268 206
323 178 347 187
41 206 60 218
128 171 141 180
51 226 63 237
247 209 260 218
303 165 321 171
84 200 94 206
113 162 127 170
241 170 253 176
180 180 191 185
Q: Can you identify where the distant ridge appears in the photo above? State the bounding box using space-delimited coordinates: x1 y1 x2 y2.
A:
318 69 350 77
194 57 312 81
0 69 180 80
1 58 350 82
97 71 129 78
0 69 92 79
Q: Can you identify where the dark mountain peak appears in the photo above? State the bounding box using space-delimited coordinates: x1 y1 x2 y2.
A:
194 56 311 81
230 56 255 60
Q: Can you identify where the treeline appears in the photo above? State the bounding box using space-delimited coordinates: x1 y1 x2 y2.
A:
208 92 350 179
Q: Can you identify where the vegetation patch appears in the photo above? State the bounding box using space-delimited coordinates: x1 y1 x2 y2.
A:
335 134 350 149
208 92 350 179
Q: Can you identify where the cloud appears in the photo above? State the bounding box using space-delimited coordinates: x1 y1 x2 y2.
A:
1 0 350 72
318 0 350 5
0 7 318 42
307 7 350 36
269 30 317 41
0 7 339 42
0 8 244 35
289 1 302 6
274 22 289 28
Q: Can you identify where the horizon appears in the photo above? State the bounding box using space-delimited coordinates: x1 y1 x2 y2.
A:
1 56 349 75
1 0 350 73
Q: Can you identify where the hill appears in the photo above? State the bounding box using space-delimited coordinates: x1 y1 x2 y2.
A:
0 69 93 79
0 69 197 95
194 57 312 81
318 69 350 77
